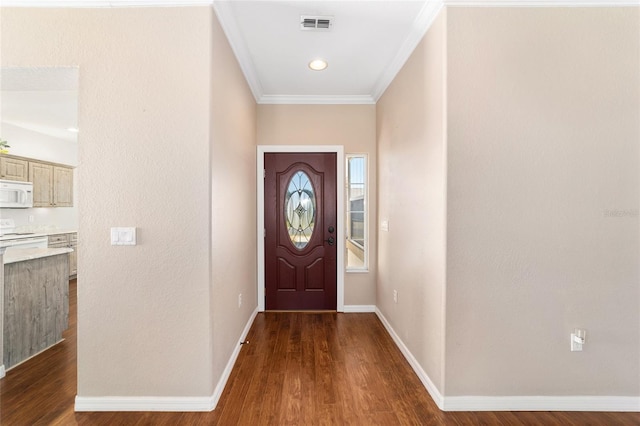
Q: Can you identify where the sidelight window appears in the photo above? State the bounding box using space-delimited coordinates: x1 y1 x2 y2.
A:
346 155 367 270
285 171 316 250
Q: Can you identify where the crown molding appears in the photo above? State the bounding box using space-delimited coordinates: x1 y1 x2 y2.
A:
258 94 376 105
2 0 635 7
444 0 639 6
0 0 214 6
212 1 263 102
371 0 445 102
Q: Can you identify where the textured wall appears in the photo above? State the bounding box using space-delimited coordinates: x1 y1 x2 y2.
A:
210 11 257 387
445 7 640 396
376 11 447 393
1 8 215 397
257 104 377 306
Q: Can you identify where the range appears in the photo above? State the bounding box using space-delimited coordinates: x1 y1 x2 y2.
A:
0 218 48 251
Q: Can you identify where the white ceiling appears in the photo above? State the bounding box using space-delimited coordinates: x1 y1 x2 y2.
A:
214 1 441 104
1 68 79 143
212 0 637 104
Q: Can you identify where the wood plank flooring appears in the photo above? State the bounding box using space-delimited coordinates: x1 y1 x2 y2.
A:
1 280 638 425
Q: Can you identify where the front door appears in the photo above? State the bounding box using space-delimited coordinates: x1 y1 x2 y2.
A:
264 153 337 310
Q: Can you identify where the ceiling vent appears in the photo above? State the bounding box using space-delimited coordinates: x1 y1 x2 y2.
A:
300 16 333 31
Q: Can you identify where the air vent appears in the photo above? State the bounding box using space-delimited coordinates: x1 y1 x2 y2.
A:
300 15 333 31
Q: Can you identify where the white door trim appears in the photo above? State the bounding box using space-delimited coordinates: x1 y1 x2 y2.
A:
257 145 345 312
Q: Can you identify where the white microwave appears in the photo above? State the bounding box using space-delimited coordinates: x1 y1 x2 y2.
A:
0 179 34 208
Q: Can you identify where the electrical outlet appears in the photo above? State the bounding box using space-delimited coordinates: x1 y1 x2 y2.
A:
571 329 586 352
393 290 398 304
238 293 242 308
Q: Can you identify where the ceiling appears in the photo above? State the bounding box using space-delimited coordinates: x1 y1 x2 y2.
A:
214 1 441 104
1 68 79 143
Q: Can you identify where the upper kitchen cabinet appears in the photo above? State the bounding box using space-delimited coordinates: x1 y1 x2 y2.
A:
0 156 29 181
30 161 54 206
53 166 73 207
28 159 74 207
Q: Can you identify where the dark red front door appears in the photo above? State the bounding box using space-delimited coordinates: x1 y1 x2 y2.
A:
264 153 337 310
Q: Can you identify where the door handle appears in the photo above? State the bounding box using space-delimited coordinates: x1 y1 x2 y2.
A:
325 237 335 246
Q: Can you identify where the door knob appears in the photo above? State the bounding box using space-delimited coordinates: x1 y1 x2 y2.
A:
325 237 335 246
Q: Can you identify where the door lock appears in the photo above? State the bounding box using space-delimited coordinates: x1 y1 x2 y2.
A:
328 226 335 233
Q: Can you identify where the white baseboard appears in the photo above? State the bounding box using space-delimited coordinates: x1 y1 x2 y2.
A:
75 306 259 412
0 364 5 379
74 395 214 412
375 308 640 413
210 306 259 409
72 305 640 413
442 396 640 412
374 308 445 409
343 304 376 313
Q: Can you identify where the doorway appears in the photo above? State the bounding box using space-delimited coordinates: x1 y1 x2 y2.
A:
257 146 345 312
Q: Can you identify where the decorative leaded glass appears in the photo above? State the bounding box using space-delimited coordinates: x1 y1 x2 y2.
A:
285 171 316 249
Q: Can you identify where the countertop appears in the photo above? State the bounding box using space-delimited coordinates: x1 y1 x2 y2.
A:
3 247 74 264
0 229 77 242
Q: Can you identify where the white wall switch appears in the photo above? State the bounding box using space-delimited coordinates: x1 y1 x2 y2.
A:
381 220 389 232
110 227 137 246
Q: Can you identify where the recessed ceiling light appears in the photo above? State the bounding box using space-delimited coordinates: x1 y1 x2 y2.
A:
308 59 328 71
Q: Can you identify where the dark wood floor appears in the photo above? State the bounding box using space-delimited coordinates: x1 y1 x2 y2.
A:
1 279 638 425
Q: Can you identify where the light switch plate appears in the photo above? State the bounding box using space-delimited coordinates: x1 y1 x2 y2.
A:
381 220 389 232
111 227 136 246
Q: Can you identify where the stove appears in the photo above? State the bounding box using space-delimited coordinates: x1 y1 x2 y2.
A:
0 219 48 250
0 218 18 237
0 218 35 236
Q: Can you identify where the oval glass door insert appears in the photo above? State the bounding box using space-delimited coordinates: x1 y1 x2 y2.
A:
284 171 316 250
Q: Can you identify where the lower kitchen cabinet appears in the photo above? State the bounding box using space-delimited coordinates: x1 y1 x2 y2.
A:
48 232 77 278
3 252 70 369
69 233 77 277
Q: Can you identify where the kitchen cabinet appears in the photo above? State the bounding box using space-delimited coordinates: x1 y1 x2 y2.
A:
53 166 73 207
0 154 74 207
29 162 74 207
69 233 78 277
3 250 70 369
48 233 77 278
30 162 54 207
0 156 29 182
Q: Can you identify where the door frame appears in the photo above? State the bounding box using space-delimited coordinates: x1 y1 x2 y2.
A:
257 145 345 312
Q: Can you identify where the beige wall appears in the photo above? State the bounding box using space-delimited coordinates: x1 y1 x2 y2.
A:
376 10 447 393
445 7 639 396
257 104 377 306
210 12 257 385
379 5 639 399
2 7 216 397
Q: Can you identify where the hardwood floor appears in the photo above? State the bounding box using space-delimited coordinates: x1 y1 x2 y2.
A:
1 280 638 425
